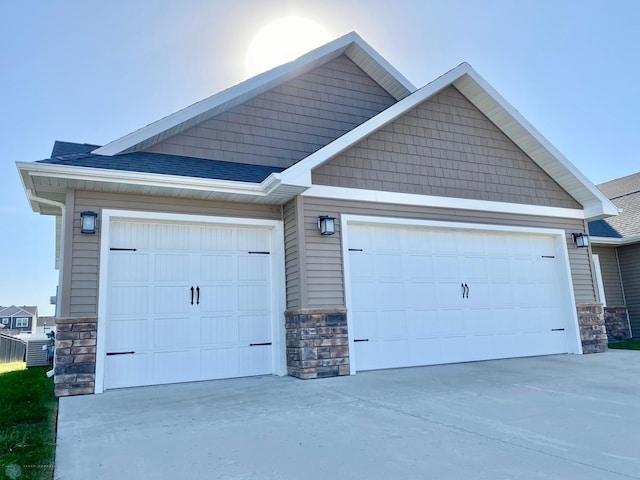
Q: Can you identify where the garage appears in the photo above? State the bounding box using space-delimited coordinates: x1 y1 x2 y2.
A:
345 219 580 372
98 213 284 390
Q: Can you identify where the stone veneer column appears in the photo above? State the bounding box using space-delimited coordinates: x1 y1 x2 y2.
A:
285 309 350 379
54 317 97 396
603 307 632 342
576 304 608 354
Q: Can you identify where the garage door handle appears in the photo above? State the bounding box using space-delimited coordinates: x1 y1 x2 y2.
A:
465 283 469 298
196 286 200 305
190 286 194 305
461 283 469 299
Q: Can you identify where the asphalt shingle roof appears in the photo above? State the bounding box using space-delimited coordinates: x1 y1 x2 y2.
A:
588 173 640 239
39 141 284 183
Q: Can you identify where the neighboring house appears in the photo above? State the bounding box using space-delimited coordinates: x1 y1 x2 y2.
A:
0 306 38 335
589 172 640 340
36 316 56 337
17 32 618 397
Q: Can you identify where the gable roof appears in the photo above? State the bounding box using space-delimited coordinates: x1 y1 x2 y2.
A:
92 32 415 157
589 172 640 244
280 63 618 220
0 306 36 318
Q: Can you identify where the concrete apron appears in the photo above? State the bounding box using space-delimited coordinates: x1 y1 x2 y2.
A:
55 352 640 480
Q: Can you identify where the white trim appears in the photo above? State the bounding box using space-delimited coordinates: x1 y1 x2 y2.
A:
303 185 586 219
93 32 414 156
340 214 583 374
592 254 607 307
590 234 640 246
95 209 286 394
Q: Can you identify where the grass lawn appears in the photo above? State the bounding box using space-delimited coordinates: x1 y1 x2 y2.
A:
608 339 640 350
0 363 58 480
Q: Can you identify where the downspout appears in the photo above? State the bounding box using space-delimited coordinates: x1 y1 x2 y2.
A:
26 189 65 378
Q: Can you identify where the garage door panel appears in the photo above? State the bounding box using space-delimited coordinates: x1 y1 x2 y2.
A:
105 353 149 389
153 317 193 348
239 345 272 376
155 254 190 281
199 285 234 312
200 316 237 345
238 315 272 343
238 256 269 281
106 318 148 352
109 286 149 315
110 222 152 250
349 223 571 373
152 350 198 384
200 227 234 252
155 224 190 250
238 285 270 312
199 255 233 281
201 347 238 379
154 286 191 314
110 253 150 282
236 229 270 252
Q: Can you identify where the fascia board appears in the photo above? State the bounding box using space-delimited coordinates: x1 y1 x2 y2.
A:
591 234 640 246
93 32 413 157
17 162 272 197
281 63 471 186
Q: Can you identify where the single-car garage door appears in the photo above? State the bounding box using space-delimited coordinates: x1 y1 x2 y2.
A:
347 223 573 372
104 220 277 389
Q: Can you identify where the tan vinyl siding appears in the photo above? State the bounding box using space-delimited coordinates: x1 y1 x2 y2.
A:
65 190 282 318
618 243 640 335
591 246 625 307
283 199 301 311
312 86 580 209
299 196 596 310
145 55 396 169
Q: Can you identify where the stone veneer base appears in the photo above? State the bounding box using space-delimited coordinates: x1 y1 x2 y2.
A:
285 309 350 379
54 317 97 397
577 304 608 354
603 306 631 342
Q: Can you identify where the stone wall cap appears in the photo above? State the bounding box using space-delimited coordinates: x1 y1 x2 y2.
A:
285 309 347 316
56 317 98 325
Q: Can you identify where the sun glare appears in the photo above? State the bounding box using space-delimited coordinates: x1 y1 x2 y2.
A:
245 16 332 77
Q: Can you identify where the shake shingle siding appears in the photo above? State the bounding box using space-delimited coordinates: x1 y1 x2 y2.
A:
312 86 580 209
144 56 397 168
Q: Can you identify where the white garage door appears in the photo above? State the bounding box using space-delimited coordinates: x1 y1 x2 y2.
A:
348 224 571 371
104 220 275 389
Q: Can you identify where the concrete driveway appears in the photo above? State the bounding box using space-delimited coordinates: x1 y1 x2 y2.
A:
55 351 640 480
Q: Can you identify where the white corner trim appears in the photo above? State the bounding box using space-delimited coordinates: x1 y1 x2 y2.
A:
301 185 586 219
95 209 286 393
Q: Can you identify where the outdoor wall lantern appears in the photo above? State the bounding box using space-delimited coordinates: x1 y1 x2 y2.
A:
572 232 589 248
317 216 336 235
80 211 98 234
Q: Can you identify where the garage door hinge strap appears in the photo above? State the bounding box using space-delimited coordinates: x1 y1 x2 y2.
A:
349 248 363 252
354 339 369 342
106 351 135 356
541 255 555 258
248 251 270 255
551 328 565 332
110 248 137 251
249 342 272 346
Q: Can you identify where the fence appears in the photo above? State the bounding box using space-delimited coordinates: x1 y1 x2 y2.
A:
0 333 27 363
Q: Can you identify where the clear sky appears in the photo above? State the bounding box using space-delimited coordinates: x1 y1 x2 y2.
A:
1 0 639 316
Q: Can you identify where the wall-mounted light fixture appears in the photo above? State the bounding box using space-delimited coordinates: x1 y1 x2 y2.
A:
317 216 336 235
80 211 98 234
572 232 589 248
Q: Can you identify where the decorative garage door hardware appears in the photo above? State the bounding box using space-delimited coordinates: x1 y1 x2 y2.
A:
190 286 200 305
109 247 137 251
551 328 565 331
354 339 369 342
248 251 270 254
349 248 363 252
461 283 469 298
249 343 272 347
542 255 555 258
106 351 135 356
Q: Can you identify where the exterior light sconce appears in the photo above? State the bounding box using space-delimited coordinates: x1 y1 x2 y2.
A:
317 216 336 235
80 211 98 234
572 233 589 248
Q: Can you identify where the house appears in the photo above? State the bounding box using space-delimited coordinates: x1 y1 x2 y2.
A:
589 172 640 340
0 305 38 335
17 32 618 397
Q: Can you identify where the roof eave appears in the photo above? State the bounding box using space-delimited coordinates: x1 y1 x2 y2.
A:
590 234 640 246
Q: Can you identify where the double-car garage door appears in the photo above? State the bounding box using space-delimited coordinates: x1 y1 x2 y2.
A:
347 223 574 372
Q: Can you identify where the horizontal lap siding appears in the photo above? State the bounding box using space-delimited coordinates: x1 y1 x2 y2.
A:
283 199 301 311
301 196 596 309
618 244 640 335
312 86 580 209
145 56 396 169
591 246 625 306
65 190 282 317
